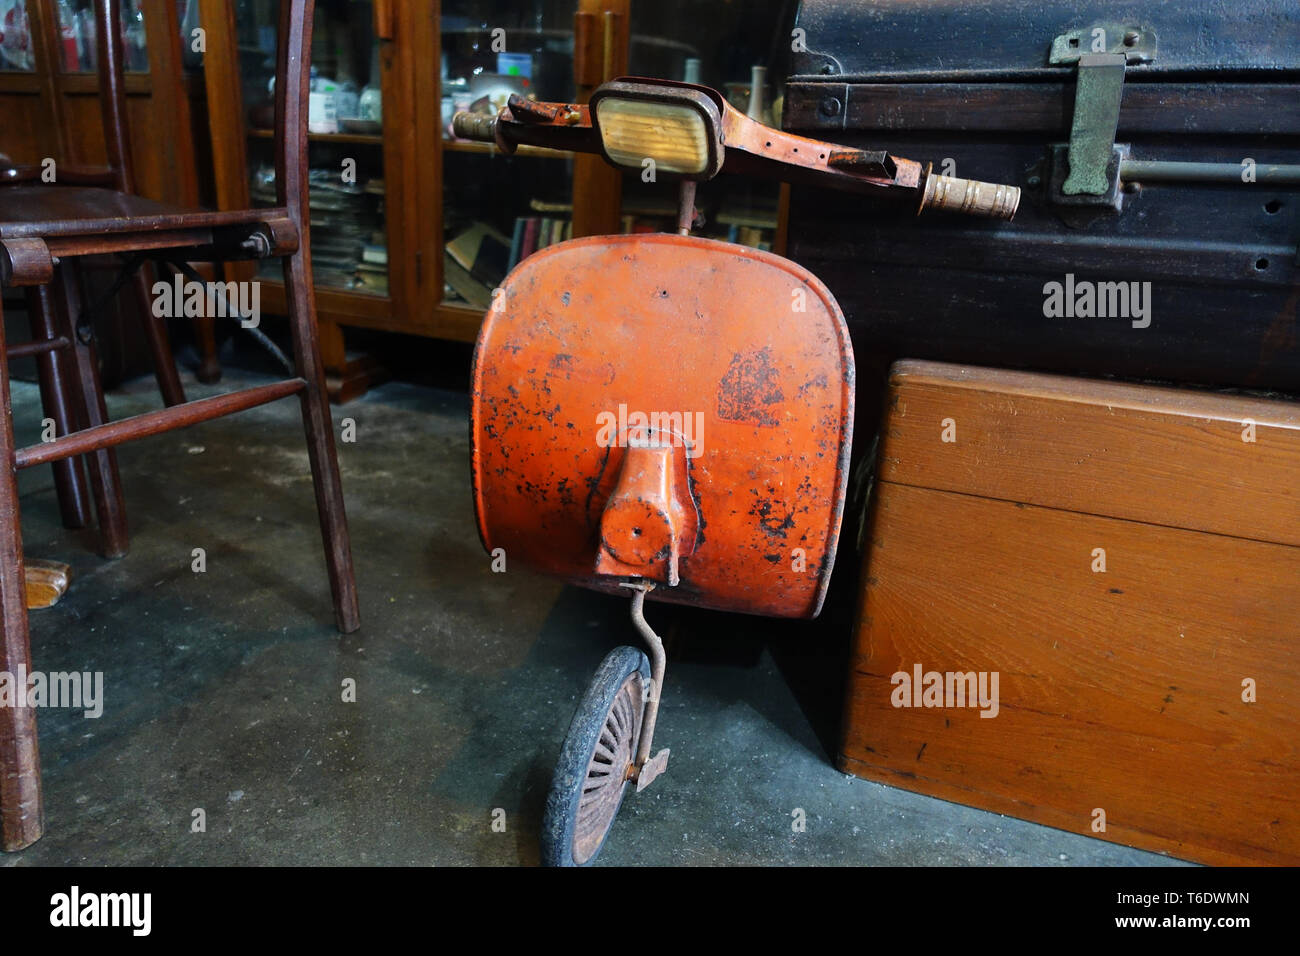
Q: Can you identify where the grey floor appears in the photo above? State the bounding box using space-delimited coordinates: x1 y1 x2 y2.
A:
2 368 1186 866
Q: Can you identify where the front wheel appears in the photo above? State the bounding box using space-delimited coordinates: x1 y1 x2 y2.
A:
541 646 649 866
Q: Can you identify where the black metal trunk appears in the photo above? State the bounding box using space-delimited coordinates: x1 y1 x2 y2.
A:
782 0 1300 392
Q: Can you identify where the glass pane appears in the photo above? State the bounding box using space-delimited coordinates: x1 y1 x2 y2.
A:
624 0 795 250
177 0 201 72
0 0 35 71
440 1 577 308
237 0 388 296
441 1 576 104
53 0 150 74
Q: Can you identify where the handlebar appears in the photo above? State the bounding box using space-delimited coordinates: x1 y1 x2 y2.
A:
451 83 1021 222
451 110 499 144
917 164 1021 220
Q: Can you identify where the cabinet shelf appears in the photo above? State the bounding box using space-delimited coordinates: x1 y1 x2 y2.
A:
442 139 574 160
247 128 384 146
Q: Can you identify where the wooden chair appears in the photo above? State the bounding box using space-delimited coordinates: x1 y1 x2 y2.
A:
1 1 190 549
0 0 359 852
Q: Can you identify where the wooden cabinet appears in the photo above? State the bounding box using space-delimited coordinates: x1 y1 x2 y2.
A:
0 0 205 206
193 1 628 398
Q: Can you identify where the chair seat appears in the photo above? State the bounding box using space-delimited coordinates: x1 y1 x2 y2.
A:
0 186 285 241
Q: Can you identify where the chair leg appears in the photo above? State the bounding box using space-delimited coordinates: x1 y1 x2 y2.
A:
54 264 128 559
130 264 186 406
0 295 45 852
193 315 221 385
281 251 360 634
24 286 92 529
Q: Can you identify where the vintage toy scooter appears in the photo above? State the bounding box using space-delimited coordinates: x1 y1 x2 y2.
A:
457 79 1018 866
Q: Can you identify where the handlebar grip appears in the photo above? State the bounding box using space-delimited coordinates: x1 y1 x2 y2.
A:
451 110 499 143
919 171 1021 221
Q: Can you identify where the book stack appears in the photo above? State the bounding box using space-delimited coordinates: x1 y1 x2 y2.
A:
250 165 387 294
354 240 388 296
505 215 573 271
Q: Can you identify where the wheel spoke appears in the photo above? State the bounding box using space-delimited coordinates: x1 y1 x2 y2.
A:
567 668 645 865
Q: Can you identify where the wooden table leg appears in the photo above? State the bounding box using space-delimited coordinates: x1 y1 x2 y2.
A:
0 295 45 851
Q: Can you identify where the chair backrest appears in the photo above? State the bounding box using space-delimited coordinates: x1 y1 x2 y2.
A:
93 0 313 214
271 0 314 221
94 0 134 193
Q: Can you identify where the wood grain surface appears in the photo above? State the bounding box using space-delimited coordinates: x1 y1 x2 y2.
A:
842 362 1300 865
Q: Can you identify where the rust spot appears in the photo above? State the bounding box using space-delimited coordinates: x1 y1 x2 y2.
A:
749 494 795 539
716 348 784 426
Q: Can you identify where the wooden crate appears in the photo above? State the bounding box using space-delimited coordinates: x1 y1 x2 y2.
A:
841 360 1300 865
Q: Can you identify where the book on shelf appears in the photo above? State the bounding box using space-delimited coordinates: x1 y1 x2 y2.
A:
443 255 493 309
529 198 573 215
446 222 512 288
520 217 541 261
507 218 527 271
353 262 389 296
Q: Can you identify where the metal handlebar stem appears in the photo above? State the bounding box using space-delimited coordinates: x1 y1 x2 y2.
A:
620 581 671 790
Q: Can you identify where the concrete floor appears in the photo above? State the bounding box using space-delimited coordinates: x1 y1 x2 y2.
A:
1 365 1186 867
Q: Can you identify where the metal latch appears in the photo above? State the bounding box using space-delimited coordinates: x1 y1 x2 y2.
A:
1042 27 1300 215
1061 53 1127 198
1042 26 1155 213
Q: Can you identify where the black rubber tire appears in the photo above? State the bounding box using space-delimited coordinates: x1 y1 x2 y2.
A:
541 645 650 867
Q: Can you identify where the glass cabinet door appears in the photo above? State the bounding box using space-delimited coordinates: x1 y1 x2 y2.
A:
438 0 578 310
0 0 35 71
625 0 794 251
51 0 150 73
236 0 389 297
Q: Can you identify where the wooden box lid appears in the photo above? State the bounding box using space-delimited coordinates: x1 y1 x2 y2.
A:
880 360 1300 547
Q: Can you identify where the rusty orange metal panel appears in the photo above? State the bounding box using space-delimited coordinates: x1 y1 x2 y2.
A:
470 233 853 619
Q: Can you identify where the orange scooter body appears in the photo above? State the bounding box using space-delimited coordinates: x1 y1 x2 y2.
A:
470 233 853 619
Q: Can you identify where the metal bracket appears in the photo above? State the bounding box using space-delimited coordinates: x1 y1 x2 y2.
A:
827 148 897 181
1049 143 1131 214
790 48 844 78
635 748 670 793
1049 25 1157 65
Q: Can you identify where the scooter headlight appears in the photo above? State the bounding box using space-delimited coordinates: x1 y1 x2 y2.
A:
591 81 724 180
